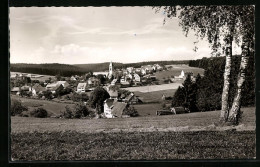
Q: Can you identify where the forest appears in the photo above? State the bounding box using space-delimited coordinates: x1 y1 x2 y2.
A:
10 60 189 77
173 55 255 112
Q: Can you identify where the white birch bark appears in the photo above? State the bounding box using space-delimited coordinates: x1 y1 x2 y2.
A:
228 39 250 123
220 35 233 121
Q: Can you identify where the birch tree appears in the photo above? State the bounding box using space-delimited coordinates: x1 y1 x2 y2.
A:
227 6 255 123
154 6 254 123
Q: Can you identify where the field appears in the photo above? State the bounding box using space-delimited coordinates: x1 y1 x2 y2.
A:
11 107 255 133
11 106 256 160
125 83 181 93
134 89 176 103
11 96 74 116
155 64 204 83
10 72 55 82
11 131 255 160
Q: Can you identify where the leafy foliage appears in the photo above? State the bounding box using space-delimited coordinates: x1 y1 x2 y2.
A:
71 92 89 102
185 56 255 112
123 106 138 117
88 87 110 113
10 99 28 116
30 108 48 118
61 103 94 119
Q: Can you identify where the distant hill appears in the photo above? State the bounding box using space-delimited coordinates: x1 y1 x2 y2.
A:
75 60 189 71
10 63 86 77
10 60 189 77
75 62 124 72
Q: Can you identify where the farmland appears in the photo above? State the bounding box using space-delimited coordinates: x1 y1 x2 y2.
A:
125 83 181 93
11 96 75 116
11 131 255 160
11 107 255 133
10 72 55 82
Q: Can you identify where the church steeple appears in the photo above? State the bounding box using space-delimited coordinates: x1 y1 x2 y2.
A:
109 61 113 79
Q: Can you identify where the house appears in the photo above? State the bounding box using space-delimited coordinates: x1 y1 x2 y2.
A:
122 69 128 75
56 81 70 88
127 74 133 79
123 92 142 104
170 107 190 114
32 83 46 96
108 89 118 99
93 72 109 78
21 86 32 92
141 68 147 75
127 67 134 74
121 81 130 88
104 99 128 118
150 75 156 81
153 64 163 71
174 70 185 80
46 82 58 89
70 76 77 81
49 84 64 94
134 73 141 82
11 87 20 95
88 77 100 87
111 79 118 86
77 83 87 93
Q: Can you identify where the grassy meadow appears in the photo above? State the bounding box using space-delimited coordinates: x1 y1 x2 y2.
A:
11 107 255 133
11 131 255 160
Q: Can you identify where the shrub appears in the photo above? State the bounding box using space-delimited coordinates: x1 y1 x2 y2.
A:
71 92 89 102
124 106 138 117
62 105 73 119
30 108 48 118
10 99 28 116
61 103 95 119
42 90 53 100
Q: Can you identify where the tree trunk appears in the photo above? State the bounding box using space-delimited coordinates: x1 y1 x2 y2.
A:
220 35 233 122
227 38 250 124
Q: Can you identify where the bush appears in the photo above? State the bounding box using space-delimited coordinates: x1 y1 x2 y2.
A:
62 105 73 119
123 106 138 117
10 99 28 116
30 108 48 118
71 92 89 102
61 103 95 119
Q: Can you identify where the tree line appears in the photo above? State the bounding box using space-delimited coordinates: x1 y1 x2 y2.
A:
11 60 189 77
173 55 255 113
10 63 86 77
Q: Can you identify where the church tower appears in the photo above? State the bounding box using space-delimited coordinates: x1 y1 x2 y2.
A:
108 61 113 79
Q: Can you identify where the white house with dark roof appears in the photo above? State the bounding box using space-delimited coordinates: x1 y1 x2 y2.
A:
32 83 46 96
103 99 128 118
111 79 118 86
77 83 87 93
134 73 141 82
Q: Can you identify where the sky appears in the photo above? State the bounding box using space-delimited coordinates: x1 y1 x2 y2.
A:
9 7 241 64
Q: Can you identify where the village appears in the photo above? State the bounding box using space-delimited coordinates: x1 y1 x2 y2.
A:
10 62 197 118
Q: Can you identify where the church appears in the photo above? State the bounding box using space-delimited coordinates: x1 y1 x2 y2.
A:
108 61 113 79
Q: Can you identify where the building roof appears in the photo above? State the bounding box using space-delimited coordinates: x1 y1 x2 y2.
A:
77 83 87 89
121 81 130 85
46 83 57 88
125 93 134 101
108 90 118 98
111 102 127 117
21 86 31 91
111 79 117 84
33 83 45 92
11 87 19 92
50 84 63 91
